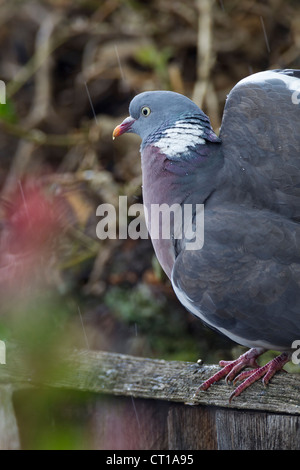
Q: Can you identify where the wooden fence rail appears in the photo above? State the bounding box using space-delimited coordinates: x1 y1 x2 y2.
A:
0 349 300 449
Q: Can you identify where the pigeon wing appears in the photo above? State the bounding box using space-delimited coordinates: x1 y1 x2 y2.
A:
219 69 300 218
171 205 300 351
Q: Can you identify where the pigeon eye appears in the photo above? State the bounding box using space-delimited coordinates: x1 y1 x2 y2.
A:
141 106 151 117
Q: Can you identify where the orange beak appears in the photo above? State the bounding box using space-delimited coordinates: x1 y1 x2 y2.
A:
112 116 135 139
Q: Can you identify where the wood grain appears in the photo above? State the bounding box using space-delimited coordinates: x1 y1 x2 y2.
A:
1 348 299 415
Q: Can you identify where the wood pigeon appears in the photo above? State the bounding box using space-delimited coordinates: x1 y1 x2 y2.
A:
113 69 300 401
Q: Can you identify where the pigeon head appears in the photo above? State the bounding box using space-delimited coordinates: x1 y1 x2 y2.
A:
113 91 221 155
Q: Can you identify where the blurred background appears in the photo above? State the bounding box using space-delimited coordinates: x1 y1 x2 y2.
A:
0 0 299 449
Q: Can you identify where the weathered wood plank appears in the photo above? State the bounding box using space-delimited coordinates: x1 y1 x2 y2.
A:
90 396 169 450
0 348 299 415
168 404 218 449
215 408 300 450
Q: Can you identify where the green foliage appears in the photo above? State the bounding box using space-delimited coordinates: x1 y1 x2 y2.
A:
0 98 17 124
14 389 93 450
151 255 166 282
134 45 173 85
105 283 165 326
104 283 198 361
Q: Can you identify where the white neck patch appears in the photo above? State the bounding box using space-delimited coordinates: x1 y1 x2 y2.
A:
153 120 205 158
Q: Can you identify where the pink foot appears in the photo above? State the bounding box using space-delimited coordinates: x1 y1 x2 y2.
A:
228 352 290 402
197 348 264 391
195 348 290 402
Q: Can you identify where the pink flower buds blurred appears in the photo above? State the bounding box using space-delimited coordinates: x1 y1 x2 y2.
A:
0 182 63 292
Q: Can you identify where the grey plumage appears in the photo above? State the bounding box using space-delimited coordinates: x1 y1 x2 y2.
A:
113 69 300 397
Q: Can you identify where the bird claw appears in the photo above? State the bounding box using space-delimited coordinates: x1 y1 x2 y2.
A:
197 347 263 391
196 349 290 402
